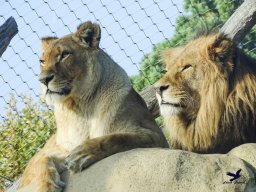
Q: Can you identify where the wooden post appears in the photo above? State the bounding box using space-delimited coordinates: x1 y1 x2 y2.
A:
0 17 18 57
139 0 256 118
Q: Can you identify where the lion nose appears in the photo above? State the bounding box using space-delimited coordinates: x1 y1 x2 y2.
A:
39 74 54 86
155 85 169 95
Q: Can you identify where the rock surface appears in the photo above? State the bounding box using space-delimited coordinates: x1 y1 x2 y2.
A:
14 144 256 192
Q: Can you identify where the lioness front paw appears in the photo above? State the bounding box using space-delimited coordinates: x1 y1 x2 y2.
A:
44 166 66 192
43 179 65 192
65 148 101 173
19 160 65 192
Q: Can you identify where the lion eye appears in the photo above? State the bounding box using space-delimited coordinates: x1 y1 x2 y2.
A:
60 51 71 61
181 64 192 72
159 65 168 73
161 68 167 74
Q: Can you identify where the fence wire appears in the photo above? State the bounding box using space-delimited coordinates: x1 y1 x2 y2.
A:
0 0 255 190
0 1 184 189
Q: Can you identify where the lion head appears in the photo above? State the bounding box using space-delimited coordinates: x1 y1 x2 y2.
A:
155 33 256 153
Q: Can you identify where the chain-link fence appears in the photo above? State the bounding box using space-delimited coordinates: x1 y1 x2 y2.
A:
0 0 183 114
0 0 256 190
0 1 184 189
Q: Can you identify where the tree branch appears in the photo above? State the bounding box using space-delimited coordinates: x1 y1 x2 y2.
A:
0 17 18 57
220 0 256 42
139 0 256 118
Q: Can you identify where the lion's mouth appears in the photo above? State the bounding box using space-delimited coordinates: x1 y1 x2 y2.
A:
46 88 71 96
161 100 185 108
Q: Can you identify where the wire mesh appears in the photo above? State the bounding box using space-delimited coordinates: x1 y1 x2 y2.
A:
0 0 255 190
0 0 184 189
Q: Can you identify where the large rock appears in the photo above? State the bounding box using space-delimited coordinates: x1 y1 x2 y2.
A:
15 144 256 192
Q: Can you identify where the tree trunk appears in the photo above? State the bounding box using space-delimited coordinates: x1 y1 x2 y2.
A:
220 0 256 43
0 17 18 57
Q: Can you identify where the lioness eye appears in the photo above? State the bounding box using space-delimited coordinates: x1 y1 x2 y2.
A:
39 59 45 66
181 64 192 72
60 51 71 61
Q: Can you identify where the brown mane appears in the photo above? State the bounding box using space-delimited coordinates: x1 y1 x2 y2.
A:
157 33 256 153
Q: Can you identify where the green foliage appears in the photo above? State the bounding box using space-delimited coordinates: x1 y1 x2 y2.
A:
241 25 256 58
0 94 56 189
131 0 256 92
1 0 256 190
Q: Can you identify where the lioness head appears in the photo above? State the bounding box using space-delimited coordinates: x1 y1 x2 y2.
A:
39 21 101 107
155 33 234 121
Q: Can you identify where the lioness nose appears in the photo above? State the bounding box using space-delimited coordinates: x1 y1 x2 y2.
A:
155 85 169 95
39 74 54 86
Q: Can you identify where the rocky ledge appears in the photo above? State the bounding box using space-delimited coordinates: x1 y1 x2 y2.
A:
15 143 256 192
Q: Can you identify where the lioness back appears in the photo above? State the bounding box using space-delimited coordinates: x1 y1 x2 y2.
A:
18 21 168 192
155 33 256 153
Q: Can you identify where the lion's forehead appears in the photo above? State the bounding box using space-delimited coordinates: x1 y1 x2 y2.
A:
166 41 206 71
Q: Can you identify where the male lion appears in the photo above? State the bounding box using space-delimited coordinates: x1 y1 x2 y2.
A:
18 21 168 191
155 33 256 153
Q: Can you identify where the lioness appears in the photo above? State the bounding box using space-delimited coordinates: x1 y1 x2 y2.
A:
18 21 168 191
155 33 256 153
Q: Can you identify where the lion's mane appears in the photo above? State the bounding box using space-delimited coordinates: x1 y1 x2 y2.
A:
157 33 256 153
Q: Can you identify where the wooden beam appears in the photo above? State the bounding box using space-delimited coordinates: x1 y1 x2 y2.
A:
0 17 18 57
139 0 256 118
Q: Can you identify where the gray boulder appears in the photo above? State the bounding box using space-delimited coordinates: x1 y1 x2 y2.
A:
14 144 256 192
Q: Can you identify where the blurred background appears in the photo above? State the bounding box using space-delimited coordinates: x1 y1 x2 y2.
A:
0 0 255 190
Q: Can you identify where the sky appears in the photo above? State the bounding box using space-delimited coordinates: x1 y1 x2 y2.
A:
0 0 184 119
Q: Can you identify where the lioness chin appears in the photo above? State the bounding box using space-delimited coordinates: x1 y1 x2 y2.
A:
18 21 168 192
155 33 256 153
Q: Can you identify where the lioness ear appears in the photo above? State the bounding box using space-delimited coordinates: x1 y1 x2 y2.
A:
73 21 101 48
207 33 233 65
41 37 58 51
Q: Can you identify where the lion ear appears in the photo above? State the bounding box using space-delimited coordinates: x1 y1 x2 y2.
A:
41 37 58 51
73 21 101 48
207 33 233 65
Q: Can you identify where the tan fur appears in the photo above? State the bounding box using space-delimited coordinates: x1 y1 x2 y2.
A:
155 33 256 153
19 21 168 192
